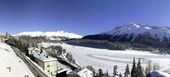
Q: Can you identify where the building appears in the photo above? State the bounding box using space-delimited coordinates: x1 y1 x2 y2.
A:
67 68 93 77
0 35 7 42
77 68 93 77
32 50 58 77
0 32 9 42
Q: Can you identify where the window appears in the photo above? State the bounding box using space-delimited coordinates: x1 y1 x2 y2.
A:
47 65 50 67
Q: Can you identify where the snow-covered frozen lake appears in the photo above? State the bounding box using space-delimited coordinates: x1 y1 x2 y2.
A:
41 42 170 75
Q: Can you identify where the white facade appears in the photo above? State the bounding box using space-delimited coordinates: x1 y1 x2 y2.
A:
43 59 58 76
31 49 58 76
34 55 58 76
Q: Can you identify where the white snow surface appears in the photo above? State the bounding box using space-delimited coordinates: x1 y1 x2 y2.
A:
151 70 170 77
105 23 170 40
0 42 35 77
40 42 170 76
15 31 83 39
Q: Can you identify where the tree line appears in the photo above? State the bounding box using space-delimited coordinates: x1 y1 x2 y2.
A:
86 58 158 77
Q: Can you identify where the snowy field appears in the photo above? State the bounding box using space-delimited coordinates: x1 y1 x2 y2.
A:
41 42 170 75
0 42 34 77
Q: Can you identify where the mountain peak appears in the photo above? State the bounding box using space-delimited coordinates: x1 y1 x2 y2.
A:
127 23 141 28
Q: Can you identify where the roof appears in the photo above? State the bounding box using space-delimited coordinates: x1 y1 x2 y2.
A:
31 48 57 62
77 68 93 77
34 54 57 62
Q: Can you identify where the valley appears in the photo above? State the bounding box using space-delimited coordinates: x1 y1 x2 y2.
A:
40 42 170 75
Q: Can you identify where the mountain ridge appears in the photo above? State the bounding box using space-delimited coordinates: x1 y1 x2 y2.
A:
15 31 83 40
83 23 170 42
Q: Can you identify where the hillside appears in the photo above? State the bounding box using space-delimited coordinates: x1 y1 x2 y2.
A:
0 42 34 77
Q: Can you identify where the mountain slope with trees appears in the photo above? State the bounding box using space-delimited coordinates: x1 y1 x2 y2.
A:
68 23 170 53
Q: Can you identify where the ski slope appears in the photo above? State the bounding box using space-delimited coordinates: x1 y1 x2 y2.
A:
41 42 170 75
0 42 35 77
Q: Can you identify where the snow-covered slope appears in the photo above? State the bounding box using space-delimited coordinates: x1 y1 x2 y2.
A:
15 31 83 39
105 23 170 41
0 42 34 77
83 23 170 41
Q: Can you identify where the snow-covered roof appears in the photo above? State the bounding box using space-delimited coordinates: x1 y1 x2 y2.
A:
77 68 93 77
30 48 57 62
33 52 57 62
57 69 72 74
151 70 170 77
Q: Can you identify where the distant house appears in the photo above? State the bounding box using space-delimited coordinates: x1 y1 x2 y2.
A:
78 68 93 77
0 33 9 42
67 68 93 77
0 35 6 42
32 50 58 76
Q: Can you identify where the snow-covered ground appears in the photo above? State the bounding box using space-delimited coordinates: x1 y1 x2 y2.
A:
0 42 35 77
151 70 170 77
41 42 170 76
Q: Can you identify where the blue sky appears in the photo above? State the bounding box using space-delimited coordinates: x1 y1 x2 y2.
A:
0 0 170 35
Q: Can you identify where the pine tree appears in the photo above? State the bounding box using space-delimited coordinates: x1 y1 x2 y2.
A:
124 64 130 77
137 59 144 77
113 65 118 76
98 68 103 77
86 65 96 77
145 61 151 77
145 67 151 77
153 63 160 71
131 58 136 77
119 73 122 77
105 69 109 77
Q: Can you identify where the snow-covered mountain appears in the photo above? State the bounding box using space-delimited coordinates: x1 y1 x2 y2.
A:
15 31 83 40
83 23 170 42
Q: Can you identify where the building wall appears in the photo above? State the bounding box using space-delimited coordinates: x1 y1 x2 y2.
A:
34 57 58 76
0 36 6 42
44 60 58 76
34 57 44 69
